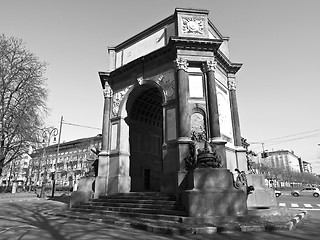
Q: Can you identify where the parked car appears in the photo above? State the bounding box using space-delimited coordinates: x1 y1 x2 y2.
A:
291 187 320 197
275 190 281 197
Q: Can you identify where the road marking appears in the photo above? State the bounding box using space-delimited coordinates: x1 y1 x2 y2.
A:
279 203 286 207
297 208 320 211
304 204 313 208
317 204 320 207
291 203 299 207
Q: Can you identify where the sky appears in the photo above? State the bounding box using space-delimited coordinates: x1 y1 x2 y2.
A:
1 0 320 173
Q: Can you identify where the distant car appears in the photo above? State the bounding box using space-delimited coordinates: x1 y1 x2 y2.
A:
291 187 320 197
275 190 281 197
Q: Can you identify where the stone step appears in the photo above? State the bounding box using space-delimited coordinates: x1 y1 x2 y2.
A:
82 201 185 210
91 198 177 205
71 204 187 216
98 195 175 201
113 192 172 196
51 209 193 235
70 207 185 222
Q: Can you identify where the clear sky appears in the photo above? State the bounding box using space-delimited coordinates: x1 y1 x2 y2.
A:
1 0 320 173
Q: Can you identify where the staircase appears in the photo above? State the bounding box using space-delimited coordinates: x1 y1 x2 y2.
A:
63 192 189 232
47 192 269 235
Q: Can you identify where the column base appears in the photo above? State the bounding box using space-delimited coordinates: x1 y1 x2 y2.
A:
182 168 247 217
235 146 247 172
94 176 108 199
246 174 277 209
70 176 95 206
209 138 227 168
107 175 131 194
183 188 247 217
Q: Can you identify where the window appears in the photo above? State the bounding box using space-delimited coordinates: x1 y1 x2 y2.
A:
189 75 204 98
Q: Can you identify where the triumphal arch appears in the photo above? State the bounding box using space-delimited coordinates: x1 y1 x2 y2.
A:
96 8 249 216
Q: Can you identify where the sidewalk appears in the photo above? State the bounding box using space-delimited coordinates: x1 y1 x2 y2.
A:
0 198 317 240
0 191 70 202
0 192 38 202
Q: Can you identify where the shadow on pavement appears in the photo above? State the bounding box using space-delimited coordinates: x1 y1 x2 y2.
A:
0 200 320 240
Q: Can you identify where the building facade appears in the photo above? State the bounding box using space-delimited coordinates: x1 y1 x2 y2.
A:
0 153 31 188
28 135 101 189
265 150 302 173
301 160 313 173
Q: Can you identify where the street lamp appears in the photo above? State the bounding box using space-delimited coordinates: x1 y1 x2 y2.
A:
39 127 58 198
51 116 63 198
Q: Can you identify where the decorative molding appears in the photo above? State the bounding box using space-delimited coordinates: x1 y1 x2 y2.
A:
175 58 188 72
202 60 217 73
103 82 113 98
112 86 132 116
181 16 205 35
228 80 236 90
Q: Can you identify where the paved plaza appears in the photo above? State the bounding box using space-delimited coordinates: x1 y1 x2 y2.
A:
0 195 319 240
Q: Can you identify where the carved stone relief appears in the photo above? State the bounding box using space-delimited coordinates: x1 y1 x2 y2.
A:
228 80 236 91
155 70 175 101
137 70 175 101
103 82 113 98
181 16 205 35
112 86 132 117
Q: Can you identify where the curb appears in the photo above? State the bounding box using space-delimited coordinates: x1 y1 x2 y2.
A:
286 211 308 231
45 210 309 235
0 197 41 203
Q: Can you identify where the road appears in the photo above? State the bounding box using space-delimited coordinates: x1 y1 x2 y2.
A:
0 197 319 240
277 191 320 214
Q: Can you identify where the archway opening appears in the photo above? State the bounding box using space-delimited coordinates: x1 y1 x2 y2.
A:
127 86 163 192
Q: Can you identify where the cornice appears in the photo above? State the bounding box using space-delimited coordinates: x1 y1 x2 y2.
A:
169 36 222 51
98 71 110 89
215 50 242 74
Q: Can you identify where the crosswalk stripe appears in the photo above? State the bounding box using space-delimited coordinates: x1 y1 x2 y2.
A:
277 203 320 208
304 204 313 208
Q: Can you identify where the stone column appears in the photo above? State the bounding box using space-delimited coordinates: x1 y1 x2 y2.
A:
175 58 190 139
228 74 242 147
228 73 247 171
175 58 191 193
203 60 227 168
95 81 113 198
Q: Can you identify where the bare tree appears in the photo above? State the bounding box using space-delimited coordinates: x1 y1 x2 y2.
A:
0 34 48 176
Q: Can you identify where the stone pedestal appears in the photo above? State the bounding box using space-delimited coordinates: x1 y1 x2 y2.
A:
70 176 95 207
246 174 277 209
107 175 131 194
182 168 247 217
94 176 108 198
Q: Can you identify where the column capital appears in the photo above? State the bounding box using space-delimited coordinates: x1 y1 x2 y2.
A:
175 58 188 72
202 60 217 73
228 80 237 90
103 82 113 98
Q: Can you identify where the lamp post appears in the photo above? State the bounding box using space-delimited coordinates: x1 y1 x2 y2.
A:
40 127 58 198
51 116 63 198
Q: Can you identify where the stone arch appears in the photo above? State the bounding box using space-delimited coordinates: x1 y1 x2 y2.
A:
123 82 165 192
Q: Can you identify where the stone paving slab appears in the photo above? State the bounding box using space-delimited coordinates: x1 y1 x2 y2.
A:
45 207 308 235
0 198 317 240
